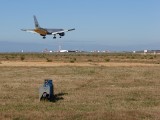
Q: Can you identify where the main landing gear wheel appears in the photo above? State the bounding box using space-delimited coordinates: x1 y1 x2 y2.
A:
43 36 46 39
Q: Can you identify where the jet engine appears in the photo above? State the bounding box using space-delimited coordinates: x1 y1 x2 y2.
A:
59 32 65 36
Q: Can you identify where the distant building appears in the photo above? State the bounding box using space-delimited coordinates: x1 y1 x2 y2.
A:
144 50 147 53
60 50 68 52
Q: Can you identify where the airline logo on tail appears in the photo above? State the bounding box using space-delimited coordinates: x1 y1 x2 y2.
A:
34 15 40 28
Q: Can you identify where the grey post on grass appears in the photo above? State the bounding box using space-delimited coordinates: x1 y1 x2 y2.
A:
39 79 54 101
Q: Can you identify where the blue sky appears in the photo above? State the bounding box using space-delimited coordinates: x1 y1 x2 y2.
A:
0 0 160 52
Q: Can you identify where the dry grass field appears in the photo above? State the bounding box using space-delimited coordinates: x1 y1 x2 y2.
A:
0 53 160 120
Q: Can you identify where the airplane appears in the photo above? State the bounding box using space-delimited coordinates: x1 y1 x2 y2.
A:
21 15 75 39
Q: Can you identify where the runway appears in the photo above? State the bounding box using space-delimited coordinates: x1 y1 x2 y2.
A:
0 61 159 67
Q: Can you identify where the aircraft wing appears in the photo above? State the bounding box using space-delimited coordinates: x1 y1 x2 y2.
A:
52 28 75 35
21 29 37 34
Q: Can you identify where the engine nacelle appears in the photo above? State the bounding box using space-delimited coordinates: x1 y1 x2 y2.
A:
40 34 46 36
59 32 65 36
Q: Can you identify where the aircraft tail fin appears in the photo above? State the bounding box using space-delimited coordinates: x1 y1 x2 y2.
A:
33 15 40 28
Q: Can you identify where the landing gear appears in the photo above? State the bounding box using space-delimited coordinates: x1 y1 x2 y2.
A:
53 35 56 39
43 36 46 39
